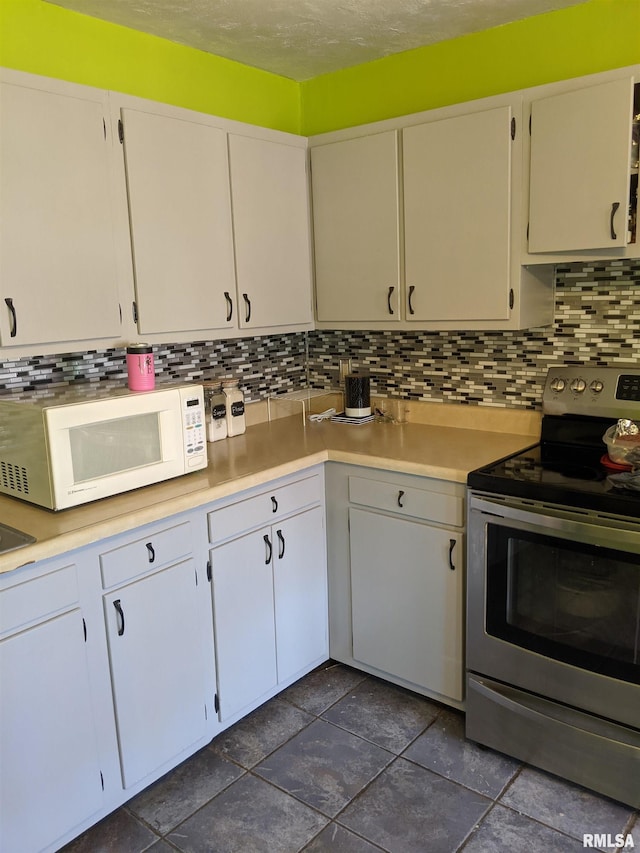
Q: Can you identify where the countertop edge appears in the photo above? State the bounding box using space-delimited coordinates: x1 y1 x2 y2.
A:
0 418 538 574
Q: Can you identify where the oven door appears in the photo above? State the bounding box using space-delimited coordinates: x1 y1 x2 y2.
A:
467 492 640 729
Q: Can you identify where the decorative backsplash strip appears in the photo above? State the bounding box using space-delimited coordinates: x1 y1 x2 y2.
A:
0 259 637 410
306 259 640 411
0 333 308 402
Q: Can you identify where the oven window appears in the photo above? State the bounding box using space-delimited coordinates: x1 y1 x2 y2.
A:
69 413 163 482
486 525 640 684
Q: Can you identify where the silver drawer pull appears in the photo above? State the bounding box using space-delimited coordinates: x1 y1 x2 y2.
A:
398 490 405 508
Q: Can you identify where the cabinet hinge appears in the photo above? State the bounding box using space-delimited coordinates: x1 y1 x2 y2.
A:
214 693 220 714
132 301 138 324
82 617 87 642
100 771 104 791
206 560 212 582
510 116 516 141
118 118 124 144
509 288 515 310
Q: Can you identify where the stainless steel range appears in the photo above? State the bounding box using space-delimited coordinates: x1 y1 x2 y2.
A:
466 366 640 809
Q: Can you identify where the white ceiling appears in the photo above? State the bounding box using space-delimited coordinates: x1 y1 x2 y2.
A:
45 0 589 81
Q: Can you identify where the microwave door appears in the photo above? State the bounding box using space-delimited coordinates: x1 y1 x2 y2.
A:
44 392 184 509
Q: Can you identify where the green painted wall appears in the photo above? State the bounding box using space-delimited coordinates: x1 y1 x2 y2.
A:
1 0 639 138
301 0 640 135
0 0 301 133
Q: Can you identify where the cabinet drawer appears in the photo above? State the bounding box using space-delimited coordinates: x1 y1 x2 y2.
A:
100 521 192 588
0 564 79 637
348 476 463 527
208 474 322 544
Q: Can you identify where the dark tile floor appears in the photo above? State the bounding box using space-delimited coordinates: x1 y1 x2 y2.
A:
63 663 638 853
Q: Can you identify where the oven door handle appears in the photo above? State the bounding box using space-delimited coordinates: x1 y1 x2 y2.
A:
469 494 640 553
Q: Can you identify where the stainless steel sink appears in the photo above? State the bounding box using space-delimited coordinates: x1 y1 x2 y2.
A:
0 523 36 555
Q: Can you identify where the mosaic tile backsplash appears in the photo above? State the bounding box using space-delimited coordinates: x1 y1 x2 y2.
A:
0 259 638 411
307 260 640 410
0 334 309 403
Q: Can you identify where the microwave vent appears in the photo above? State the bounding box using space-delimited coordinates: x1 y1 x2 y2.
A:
1 461 29 495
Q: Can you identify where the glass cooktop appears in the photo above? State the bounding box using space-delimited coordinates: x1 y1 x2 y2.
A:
468 443 640 519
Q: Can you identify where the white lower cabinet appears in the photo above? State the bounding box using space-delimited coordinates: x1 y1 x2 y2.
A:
326 462 465 707
209 471 328 722
0 562 105 853
100 520 213 790
210 528 279 721
350 507 464 701
1 468 328 852
273 506 327 683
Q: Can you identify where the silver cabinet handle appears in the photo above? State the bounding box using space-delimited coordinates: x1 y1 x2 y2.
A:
398 490 405 508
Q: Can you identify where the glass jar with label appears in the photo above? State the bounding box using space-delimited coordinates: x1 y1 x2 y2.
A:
204 383 228 442
222 379 246 436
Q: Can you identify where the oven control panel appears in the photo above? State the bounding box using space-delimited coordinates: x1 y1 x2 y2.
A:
543 367 640 417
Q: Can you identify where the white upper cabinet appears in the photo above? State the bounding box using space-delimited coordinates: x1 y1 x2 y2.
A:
311 132 401 322
311 95 554 331
120 107 236 334
228 134 314 329
403 107 513 323
0 73 121 348
528 77 636 253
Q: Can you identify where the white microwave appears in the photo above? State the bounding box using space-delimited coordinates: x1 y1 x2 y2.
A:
0 383 207 510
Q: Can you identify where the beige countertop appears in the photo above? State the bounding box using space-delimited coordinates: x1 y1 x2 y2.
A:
0 405 539 574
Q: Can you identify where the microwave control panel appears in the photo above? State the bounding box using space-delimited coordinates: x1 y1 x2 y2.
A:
182 391 206 466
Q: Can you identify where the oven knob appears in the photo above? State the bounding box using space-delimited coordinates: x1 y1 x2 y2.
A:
589 379 604 394
570 378 587 393
550 377 566 392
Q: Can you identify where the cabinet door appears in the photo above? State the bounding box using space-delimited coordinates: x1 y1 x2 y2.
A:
403 107 513 322
0 610 103 853
273 507 328 683
311 132 401 322
528 78 633 253
0 80 121 346
103 559 209 788
228 134 313 329
121 108 236 333
210 529 278 720
349 508 464 701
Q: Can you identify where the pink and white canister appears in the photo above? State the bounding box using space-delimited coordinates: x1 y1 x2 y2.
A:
126 344 155 391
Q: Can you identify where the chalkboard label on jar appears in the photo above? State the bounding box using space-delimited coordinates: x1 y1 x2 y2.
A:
212 403 226 420
231 401 245 417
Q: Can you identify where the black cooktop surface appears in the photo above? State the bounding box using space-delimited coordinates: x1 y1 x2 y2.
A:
468 442 640 519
